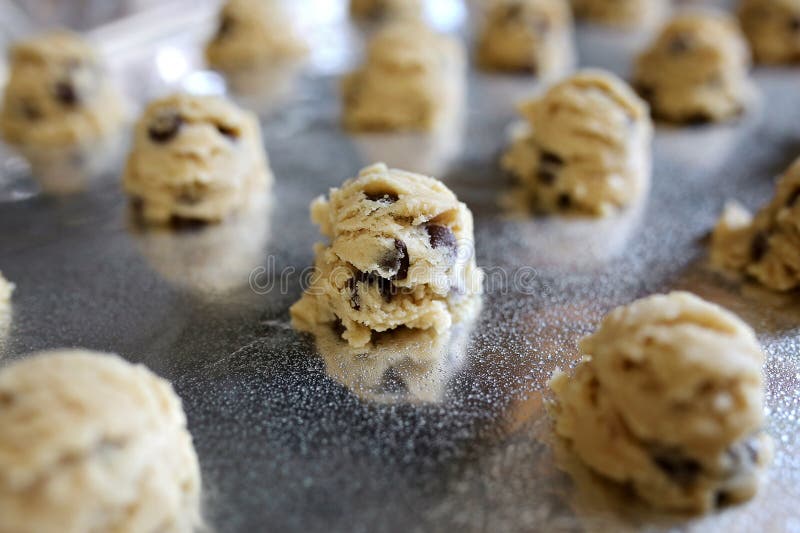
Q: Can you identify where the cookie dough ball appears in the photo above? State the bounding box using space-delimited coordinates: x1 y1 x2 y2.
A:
342 22 466 132
570 0 667 27
501 70 652 216
633 12 754 124
550 292 772 513
0 350 201 533
738 0 800 65
290 162 484 348
0 30 127 148
711 157 800 291
476 0 575 77
350 0 423 21
205 0 307 71
123 93 272 225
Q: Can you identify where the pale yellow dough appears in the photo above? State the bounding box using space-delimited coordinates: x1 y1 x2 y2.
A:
476 0 575 77
291 163 483 348
0 350 201 533
711 157 800 292
342 22 466 132
633 11 754 124
738 0 800 65
205 0 307 71
501 70 652 216
123 93 272 225
550 292 772 513
0 30 127 148
570 0 667 27
349 0 424 21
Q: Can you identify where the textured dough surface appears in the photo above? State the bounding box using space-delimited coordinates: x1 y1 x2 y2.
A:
570 0 667 27
0 350 201 533
633 11 754 124
349 0 423 21
0 31 127 148
342 22 465 132
550 292 771 513
291 163 483 348
502 70 652 216
711 157 800 291
123 93 272 224
738 0 800 65
476 0 575 77
205 0 307 70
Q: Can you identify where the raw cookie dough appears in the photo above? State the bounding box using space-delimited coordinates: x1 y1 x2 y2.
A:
501 70 652 216
476 0 575 77
738 0 800 65
633 11 755 124
349 0 424 21
711 157 800 291
290 162 484 348
570 0 667 27
205 0 307 71
341 22 466 132
0 350 201 533
549 292 772 513
123 93 272 225
0 30 127 148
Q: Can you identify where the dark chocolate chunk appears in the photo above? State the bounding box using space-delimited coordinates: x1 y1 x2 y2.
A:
425 224 457 252
750 231 769 262
364 191 399 203
652 450 702 486
21 101 41 120
148 112 183 143
503 3 523 22
685 113 712 126
790 17 800 32
540 151 564 166
636 84 655 102
785 188 800 208
668 34 692 54
54 81 78 106
216 124 238 139
537 168 557 185
557 193 571 209
379 239 409 280
348 277 360 311
332 318 346 337
356 271 396 303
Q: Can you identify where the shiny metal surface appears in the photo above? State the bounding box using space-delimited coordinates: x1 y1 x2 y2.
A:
0 1 799 532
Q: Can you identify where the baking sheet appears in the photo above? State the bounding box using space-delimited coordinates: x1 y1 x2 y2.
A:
0 1 799 532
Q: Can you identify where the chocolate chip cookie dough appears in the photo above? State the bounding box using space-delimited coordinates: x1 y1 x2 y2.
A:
0 350 202 533
476 0 575 77
205 0 307 71
633 11 755 124
550 292 772 513
570 0 667 27
341 22 466 132
349 0 424 21
0 30 127 149
738 0 800 65
711 158 800 292
123 93 272 225
290 163 484 348
502 70 652 216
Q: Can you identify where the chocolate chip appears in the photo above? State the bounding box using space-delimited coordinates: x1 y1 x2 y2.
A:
379 239 409 280
636 84 655 102
540 151 564 166
750 231 769 262
537 169 556 185
685 113 712 126
356 271 395 303
652 450 702 486
216 124 238 139
669 35 691 54
332 318 346 337
557 193 571 209
54 81 78 106
503 3 523 22
425 224 457 251
364 191 399 203
790 17 800 32
168 216 207 230
21 101 41 120
148 112 183 143
381 367 407 393
217 15 235 39
348 277 360 310
785 188 800 208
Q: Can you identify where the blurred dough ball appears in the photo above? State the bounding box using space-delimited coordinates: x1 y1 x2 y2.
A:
0 350 202 533
738 0 800 65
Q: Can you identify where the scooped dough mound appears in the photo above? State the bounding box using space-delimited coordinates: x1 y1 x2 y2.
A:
502 70 652 216
291 163 483 348
550 292 771 513
0 350 202 533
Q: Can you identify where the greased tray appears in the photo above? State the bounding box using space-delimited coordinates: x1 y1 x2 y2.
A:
0 1 798 532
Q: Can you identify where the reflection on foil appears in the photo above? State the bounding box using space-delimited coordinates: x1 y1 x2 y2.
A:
13 131 127 195
316 321 475 405
221 62 305 117
130 195 272 294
